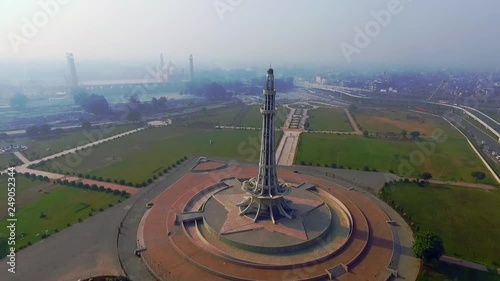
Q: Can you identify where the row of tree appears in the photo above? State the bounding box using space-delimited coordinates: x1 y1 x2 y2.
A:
72 87 110 114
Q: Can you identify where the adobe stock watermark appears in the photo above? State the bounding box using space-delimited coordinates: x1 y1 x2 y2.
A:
213 0 244 21
339 0 413 63
7 0 71 54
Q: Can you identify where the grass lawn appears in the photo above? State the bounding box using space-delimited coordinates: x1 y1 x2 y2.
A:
0 124 140 162
354 108 445 136
175 105 242 128
307 108 352 131
295 133 494 183
0 175 53 219
37 127 282 184
22 124 141 160
380 182 500 268
0 185 123 258
236 105 289 128
418 262 500 281
0 154 23 170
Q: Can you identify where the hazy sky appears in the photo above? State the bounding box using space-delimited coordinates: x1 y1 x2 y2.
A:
1 0 500 68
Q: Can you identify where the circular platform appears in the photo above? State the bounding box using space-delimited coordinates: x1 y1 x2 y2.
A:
138 162 396 281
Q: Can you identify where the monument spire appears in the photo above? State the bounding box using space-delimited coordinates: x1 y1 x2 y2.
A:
237 67 295 223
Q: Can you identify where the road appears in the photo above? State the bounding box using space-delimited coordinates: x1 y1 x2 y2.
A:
448 112 500 153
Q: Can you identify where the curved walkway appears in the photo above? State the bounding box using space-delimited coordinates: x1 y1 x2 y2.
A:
139 164 397 280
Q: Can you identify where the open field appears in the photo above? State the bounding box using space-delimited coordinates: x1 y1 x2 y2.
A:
176 105 242 128
295 133 494 184
176 104 288 129
0 124 140 161
236 105 289 128
307 107 352 131
418 262 500 281
37 127 282 184
381 182 500 268
0 154 22 170
0 176 54 219
354 108 446 136
0 185 122 258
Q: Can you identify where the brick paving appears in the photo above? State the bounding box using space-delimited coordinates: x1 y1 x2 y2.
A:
140 164 395 280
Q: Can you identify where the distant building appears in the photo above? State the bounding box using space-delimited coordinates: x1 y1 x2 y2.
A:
189 54 194 81
156 54 183 82
66 53 78 88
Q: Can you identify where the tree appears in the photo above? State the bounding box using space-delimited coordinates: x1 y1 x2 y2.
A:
363 130 369 137
401 129 408 139
349 104 357 112
26 125 39 137
421 172 432 184
39 124 51 135
10 93 28 109
71 87 109 114
471 171 486 182
81 120 92 130
127 109 142 122
409 131 421 140
412 231 444 263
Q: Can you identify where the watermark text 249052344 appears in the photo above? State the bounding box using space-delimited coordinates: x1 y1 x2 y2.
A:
6 167 17 274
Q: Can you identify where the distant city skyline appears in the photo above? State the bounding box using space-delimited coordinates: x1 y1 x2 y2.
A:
0 0 499 69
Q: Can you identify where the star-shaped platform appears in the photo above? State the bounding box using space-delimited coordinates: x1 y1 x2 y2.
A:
212 189 325 241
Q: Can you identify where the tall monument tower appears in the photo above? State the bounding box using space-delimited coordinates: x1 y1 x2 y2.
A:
189 54 194 81
66 52 78 88
237 68 294 224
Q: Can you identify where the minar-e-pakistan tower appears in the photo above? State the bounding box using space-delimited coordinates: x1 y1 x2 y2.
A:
237 68 295 223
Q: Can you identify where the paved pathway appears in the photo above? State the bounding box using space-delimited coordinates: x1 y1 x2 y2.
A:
276 106 305 166
293 166 420 281
1 127 145 175
13 151 30 164
344 108 362 135
0 159 194 281
439 255 488 272
409 178 498 190
276 131 300 166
